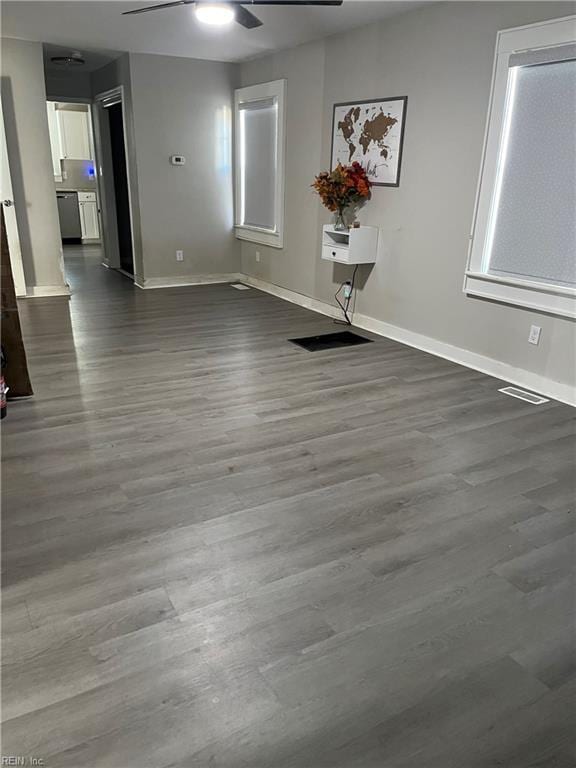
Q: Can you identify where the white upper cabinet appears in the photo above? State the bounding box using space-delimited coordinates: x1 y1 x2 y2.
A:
57 109 92 161
47 103 94 178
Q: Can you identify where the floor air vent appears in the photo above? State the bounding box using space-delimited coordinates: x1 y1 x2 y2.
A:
499 386 549 405
230 283 251 290
289 331 372 352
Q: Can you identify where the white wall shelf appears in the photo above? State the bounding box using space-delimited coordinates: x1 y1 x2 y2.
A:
322 225 378 265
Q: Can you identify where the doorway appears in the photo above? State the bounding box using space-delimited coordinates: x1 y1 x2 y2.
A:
46 99 104 284
93 87 135 280
106 102 133 276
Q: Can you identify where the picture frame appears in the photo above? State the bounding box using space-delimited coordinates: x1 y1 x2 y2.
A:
330 96 408 187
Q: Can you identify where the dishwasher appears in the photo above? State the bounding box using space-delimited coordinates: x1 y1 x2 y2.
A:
56 192 82 243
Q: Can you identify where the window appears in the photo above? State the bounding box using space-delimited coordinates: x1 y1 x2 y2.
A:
465 17 576 318
234 79 286 248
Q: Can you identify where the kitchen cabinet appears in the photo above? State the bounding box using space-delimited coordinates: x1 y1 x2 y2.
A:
57 109 92 161
78 192 100 240
47 103 93 179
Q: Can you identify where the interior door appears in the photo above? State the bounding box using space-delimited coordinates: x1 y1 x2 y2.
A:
1 207 33 396
0 99 26 297
107 103 133 275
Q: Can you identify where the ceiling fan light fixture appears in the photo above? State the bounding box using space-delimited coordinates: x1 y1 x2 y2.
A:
50 52 85 67
194 3 234 25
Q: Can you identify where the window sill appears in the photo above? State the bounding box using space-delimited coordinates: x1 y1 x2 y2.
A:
464 271 576 318
235 225 283 249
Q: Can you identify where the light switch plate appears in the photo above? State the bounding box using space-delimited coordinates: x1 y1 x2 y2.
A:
528 325 541 345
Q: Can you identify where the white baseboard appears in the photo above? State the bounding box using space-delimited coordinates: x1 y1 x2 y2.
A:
136 273 242 290
240 275 342 320
241 274 575 407
24 284 71 298
351 311 575 407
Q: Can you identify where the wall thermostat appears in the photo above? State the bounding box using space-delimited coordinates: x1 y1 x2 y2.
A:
170 155 186 166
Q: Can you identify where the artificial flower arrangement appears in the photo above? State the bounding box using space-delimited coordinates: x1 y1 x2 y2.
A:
311 162 372 230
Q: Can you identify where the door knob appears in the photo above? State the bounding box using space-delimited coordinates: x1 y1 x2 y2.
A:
2 200 14 207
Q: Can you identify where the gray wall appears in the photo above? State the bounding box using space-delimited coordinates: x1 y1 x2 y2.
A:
1 38 66 290
240 2 576 390
45 69 92 101
128 53 239 280
242 41 325 296
91 54 144 277
90 52 239 282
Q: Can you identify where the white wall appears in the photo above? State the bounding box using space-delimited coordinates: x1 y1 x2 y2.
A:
240 2 576 399
1 38 67 292
128 52 239 282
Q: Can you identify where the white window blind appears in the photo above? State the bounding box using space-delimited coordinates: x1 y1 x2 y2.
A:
234 79 286 248
486 58 576 287
465 17 576 318
240 99 277 230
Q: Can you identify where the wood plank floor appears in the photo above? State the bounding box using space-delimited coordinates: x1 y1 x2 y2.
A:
2 251 575 767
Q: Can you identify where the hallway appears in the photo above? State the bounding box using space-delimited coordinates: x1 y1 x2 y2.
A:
62 244 133 295
2 261 575 767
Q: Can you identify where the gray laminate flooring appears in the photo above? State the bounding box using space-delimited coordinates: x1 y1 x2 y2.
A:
2 253 575 767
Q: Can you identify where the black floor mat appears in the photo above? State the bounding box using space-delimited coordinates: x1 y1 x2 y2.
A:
289 330 373 352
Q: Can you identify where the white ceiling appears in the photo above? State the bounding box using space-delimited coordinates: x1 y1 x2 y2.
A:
2 0 426 64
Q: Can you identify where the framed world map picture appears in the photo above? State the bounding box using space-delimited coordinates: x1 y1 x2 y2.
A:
331 97 408 187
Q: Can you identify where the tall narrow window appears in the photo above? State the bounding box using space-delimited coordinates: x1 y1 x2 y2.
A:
234 80 286 248
465 17 576 318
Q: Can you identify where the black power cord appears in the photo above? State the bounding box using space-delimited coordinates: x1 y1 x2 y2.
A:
334 264 359 325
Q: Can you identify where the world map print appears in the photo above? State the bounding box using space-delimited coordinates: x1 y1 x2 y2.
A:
331 98 407 186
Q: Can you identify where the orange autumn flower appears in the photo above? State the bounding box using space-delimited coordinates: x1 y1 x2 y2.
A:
311 162 372 213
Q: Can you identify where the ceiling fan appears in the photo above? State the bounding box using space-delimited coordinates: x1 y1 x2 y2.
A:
122 0 343 30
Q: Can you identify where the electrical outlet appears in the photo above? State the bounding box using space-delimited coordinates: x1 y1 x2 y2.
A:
255 251 261 263
528 325 541 345
176 250 184 262
343 281 352 299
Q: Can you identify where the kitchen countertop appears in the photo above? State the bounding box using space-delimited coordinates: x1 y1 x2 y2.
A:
56 189 96 193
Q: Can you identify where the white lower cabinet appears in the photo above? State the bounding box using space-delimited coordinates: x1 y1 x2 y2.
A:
78 192 100 240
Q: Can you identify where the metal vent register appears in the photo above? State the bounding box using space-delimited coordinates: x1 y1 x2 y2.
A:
499 386 549 405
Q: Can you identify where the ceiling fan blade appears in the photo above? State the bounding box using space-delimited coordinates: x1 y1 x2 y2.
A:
234 4 263 28
122 0 191 16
